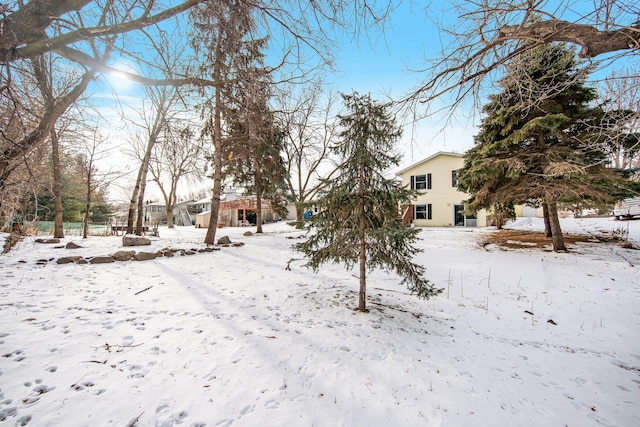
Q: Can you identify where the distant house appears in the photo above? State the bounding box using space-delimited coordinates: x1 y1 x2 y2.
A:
396 152 488 227
175 200 197 226
192 188 282 228
144 199 196 226
195 198 279 228
144 201 167 225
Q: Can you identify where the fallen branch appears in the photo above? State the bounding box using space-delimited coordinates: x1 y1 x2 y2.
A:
127 412 145 427
134 286 153 295
91 342 144 353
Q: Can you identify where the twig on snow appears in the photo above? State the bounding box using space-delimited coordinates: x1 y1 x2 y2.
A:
134 286 153 295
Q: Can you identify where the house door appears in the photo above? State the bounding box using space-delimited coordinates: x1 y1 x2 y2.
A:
454 205 465 226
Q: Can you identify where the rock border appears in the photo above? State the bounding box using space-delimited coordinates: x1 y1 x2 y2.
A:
54 243 245 265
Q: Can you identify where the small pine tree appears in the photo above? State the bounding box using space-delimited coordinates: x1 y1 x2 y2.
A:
490 202 516 229
294 92 442 312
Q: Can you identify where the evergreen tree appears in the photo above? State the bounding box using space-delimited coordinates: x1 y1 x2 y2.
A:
458 43 631 251
294 92 441 312
223 42 289 233
190 0 260 244
490 202 516 229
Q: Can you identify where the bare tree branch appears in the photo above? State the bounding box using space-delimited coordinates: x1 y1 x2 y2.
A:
0 0 206 63
499 19 640 58
404 0 640 117
55 46 224 87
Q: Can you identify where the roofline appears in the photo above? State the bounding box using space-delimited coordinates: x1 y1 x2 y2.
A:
395 151 464 176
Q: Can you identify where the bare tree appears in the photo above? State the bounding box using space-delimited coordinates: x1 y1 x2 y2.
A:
0 62 99 205
125 85 185 234
277 84 341 223
600 67 640 170
120 23 194 235
0 1 119 227
149 126 205 228
0 1 207 71
77 128 122 238
408 0 640 113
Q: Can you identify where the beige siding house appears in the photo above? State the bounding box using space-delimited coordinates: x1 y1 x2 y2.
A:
396 151 488 227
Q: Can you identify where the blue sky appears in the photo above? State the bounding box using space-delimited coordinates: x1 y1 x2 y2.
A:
330 1 478 163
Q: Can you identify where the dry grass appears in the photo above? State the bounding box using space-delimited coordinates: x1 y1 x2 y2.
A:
481 229 630 251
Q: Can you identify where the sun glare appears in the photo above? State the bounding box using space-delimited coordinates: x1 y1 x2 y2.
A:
106 62 138 95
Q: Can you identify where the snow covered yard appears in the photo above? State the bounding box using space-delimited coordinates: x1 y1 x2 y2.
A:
0 218 638 427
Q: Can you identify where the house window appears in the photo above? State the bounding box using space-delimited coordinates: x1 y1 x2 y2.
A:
452 170 459 187
415 204 432 220
411 174 432 190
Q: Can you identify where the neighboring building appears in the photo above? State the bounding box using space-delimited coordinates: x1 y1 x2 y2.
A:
614 197 640 220
143 200 196 226
144 201 167 225
190 197 212 216
396 151 488 227
195 198 279 228
174 200 197 226
192 187 283 227
514 204 543 218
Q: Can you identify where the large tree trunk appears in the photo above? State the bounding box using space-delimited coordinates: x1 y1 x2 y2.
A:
128 139 154 234
542 203 552 237
204 125 222 244
29 57 94 238
255 168 263 234
546 201 566 252
294 202 306 228
204 86 223 245
135 171 149 235
166 205 175 228
126 174 141 234
50 129 64 238
0 0 92 62
357 162 367 312
82 165 91 239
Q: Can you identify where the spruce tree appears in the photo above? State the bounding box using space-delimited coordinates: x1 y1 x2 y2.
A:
190 0 260 244
294 92 441 312
223 56 289 233
458 43 630 251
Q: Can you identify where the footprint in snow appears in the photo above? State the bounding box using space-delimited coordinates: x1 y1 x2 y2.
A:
155 403 190 427
15 415 32 426
0 407 18 421
71 381 95 391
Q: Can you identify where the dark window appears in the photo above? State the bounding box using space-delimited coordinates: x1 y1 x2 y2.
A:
452 170 459 187
415 204 432 220
414 175 426 190
411 174 432 190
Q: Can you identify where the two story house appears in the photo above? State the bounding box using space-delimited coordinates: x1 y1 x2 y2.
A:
396 151 488 227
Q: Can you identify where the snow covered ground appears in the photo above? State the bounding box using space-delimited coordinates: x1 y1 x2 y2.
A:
0 217 638 427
